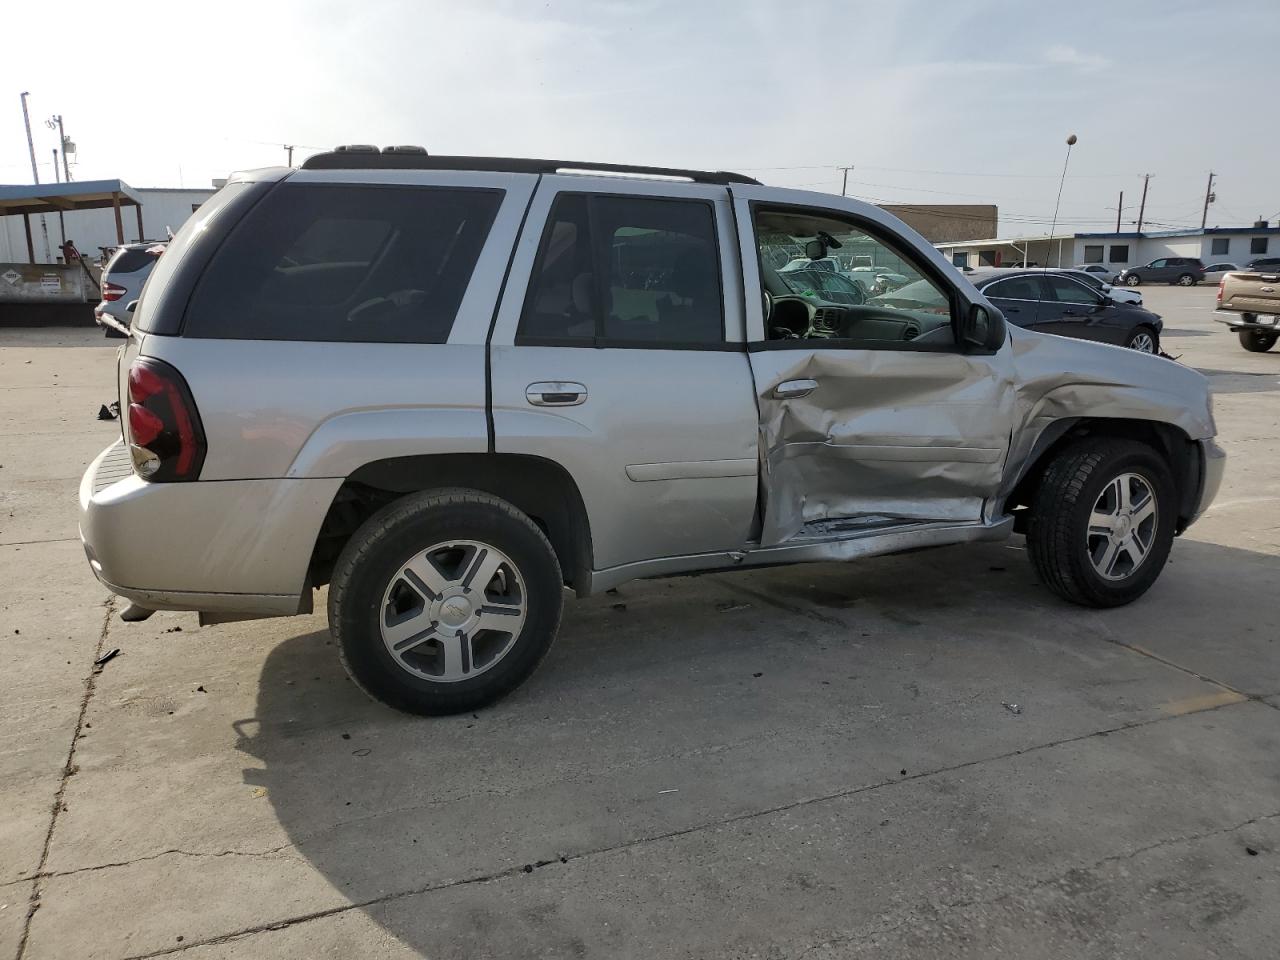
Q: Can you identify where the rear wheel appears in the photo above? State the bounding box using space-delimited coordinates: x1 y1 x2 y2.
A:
1027 439 1176 608
329 489 563 715
1125 327 1159 353
1177 273 1196 286
1239 329 1278 352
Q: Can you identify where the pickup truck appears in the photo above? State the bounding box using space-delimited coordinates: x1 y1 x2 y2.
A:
1214 270 1280 352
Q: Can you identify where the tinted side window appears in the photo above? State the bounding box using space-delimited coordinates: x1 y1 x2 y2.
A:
1046 276 1099 304
985 276 1043 300
183 183 502 342
107 248 159 274
517 194 724 347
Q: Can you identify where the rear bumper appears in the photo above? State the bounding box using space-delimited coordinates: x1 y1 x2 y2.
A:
1213 310 1280 330
79 441 342 616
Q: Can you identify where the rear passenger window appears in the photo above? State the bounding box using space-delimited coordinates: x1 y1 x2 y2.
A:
986 276 1043 300
182 183 502 342
518 193 723 347
107 249 158 274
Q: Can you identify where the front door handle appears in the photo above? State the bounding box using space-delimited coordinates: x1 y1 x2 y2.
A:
526 381 587 406
774 378 818 400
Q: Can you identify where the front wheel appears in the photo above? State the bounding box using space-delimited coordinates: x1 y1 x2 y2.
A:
1177 273 1196 286
1027 439 1176 608
1239 328 1278 352
1125 327 1159 353
329 489 563 715
1125 274 1141 286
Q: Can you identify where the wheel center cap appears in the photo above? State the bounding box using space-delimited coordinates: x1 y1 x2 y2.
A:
1114 514 1132 539
439 596 473 627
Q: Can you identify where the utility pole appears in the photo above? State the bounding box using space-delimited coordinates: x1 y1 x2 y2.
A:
20 92 52 262
1136 174 1151 235
285 144 295 167
20 92 38 182
53 149 66 247
1200 171 1216 229
1115 190 1124 233
48 114 72 181
838 165 852 196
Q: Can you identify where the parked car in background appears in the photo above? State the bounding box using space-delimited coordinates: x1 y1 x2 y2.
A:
94 242 165 331
780 268 866 305
848 265 910 294
1075 263 1116 283
972 269 1163 352
1114 257 1204 287
1214 267 1280 352
1244 256 1280 271
1202 262 1242 284
78 151 1221 715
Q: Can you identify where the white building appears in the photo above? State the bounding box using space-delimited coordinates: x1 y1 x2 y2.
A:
0 186 215 263
938 223 1280 273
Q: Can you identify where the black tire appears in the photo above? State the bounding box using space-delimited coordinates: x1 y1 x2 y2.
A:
329 488 563 715
1125 326 1159 353
1125 274 1141 286
1177 273 1196 286
1239 329 1278 352
1027 439 1177 608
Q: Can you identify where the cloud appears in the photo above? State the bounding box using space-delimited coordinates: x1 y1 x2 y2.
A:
1044 44 1110 72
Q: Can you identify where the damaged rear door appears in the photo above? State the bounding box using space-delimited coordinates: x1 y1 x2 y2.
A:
734 190 1017 545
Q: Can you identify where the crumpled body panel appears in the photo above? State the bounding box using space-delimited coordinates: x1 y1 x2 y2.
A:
750 346 1016 545
1004 326 1216 490
750 327 1214 547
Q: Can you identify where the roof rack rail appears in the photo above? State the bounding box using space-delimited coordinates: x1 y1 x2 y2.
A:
300 150 761 185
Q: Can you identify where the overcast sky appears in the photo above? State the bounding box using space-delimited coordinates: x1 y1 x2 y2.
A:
4 0 1277 238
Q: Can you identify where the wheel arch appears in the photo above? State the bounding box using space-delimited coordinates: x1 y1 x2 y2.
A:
1002 417 1202 534
308 453 594 596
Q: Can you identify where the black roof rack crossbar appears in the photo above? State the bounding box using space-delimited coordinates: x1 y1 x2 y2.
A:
300 151 760 185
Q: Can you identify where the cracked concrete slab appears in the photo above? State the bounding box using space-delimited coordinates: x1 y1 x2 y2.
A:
0 880 33 960
46 560 1228 878
0 542 108 885
100 703 1280 960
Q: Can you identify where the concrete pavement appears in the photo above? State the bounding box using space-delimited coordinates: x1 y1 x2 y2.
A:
1 285 1277 958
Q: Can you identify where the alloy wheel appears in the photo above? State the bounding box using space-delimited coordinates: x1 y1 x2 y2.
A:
1087 473 1158 581
379 539 527 681
1127 331 1156 353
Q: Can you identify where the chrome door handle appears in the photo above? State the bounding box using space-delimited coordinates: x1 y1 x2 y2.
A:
773 378 817 400
526 381 587 406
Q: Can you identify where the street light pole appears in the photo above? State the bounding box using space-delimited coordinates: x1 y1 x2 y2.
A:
19 92 52 262
1047 134 1077 268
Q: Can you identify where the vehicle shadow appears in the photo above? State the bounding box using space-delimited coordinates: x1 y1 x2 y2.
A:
1195 368 1280 395
236 533 1280 956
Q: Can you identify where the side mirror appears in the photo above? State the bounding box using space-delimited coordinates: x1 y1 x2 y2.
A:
962 303 1002 350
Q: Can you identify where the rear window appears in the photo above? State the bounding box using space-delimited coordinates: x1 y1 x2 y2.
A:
106 248 159 275
134 181 256 334
182 183 502 343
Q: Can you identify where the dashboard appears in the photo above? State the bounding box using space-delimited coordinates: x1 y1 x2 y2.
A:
768 296 954 345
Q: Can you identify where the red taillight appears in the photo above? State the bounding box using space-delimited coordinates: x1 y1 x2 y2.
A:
126 357 206 482
102 281 127 302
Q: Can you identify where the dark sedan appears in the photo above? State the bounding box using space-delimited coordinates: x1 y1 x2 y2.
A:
971 270 1163 353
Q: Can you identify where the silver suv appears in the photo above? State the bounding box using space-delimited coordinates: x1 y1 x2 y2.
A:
79 148 1226 715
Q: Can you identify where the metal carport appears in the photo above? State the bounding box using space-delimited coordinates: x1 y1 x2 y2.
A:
0 180 144 264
